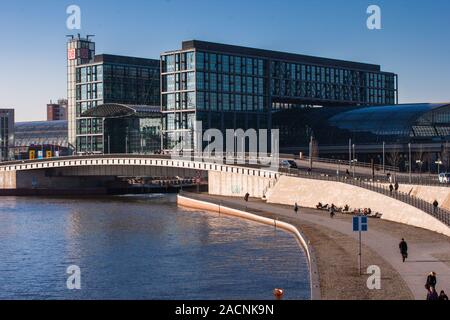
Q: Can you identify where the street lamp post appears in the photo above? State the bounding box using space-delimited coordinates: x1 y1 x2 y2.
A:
382 141 385 173
352 159 358 178
348 138 352 170
408 143 412 183
435 160 443 174
416 159 423 183
337 160 341 178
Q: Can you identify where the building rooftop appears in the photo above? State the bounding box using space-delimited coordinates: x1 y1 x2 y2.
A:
91 54 160 67
177 40 383 72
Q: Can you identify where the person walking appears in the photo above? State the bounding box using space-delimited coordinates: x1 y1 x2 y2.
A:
329 205 335 219
399 238 408 262
438 290 449 300
426 272 437 290
294 202 299 215
427 287 439 300
433 200 439 214
394 181 399 192
389 184 394 194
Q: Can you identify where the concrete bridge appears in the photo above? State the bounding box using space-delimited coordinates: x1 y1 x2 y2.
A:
0 154 279 197
1 154 449 236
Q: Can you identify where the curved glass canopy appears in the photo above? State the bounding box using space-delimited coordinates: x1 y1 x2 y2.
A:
15 120 68 147
81 104 160 118
328 103 450 139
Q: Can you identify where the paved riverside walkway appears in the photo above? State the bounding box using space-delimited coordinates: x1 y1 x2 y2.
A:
184 193 450 300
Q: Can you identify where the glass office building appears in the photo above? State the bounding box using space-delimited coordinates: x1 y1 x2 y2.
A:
0 109 14 162
81 104 161 154
67 36 160 154
160 40 398 151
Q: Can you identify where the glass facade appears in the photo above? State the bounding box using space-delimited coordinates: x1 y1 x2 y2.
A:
67 36 160 154
103 117 161 154
161 41 398 151
270 61 396 105
80 104 161 154
67 37 95 153
0 109 14 162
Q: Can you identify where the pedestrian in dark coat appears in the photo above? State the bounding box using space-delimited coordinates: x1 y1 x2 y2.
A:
426 272 437 290
427 287 439 300
399 238 408 262
294 202 299 214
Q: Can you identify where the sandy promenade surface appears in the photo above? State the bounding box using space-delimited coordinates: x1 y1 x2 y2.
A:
184 193 450 300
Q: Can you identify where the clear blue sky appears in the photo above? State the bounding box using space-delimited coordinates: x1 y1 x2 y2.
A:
1 0 450 121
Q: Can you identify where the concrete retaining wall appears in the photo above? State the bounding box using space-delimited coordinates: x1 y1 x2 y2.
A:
266 176 450 237
208 171 275 198
0 171 16 189
395 184 450 211
177 194 321 300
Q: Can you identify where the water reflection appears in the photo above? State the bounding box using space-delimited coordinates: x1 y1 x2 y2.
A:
0 195 309 300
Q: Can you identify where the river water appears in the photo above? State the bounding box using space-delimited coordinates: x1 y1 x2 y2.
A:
0 195 310 300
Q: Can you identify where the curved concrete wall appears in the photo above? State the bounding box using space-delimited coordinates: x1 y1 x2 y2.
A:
177 194 321 300
395 184 450 211
266 176 450 237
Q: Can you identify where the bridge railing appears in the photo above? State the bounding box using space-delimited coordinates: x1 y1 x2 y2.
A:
294 155 400 172
279 168 450 227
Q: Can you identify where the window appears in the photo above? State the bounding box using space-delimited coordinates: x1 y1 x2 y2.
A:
197 92 205 110
235 76 241 92
164 54 175 73
187 92 196 109
96 65 103 81
223 75 229 92
164 74 175 92
235 57 241 74
196 52 204 70
166 94 175 110
210 93 217 110
186 51 195 70
81 67 87 83
223 55 229 73
210 73 217 91
197 72 204 90
223 94 230 111
210 54 217 72
187 72 195 90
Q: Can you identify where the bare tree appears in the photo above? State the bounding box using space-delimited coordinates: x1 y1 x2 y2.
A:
414 144 425 173
441 141 450 171
311 139 320 159
386 147 401 170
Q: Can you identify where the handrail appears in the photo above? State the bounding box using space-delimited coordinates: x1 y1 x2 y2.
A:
279 168 450 227
298 156 399 172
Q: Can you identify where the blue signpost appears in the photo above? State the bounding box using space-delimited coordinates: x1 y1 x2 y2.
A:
353 216 368 275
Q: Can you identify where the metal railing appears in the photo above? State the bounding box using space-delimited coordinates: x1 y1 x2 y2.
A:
296 155 399 172
279 168 450 227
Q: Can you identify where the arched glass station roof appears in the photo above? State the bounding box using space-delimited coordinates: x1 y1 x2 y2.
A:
14 120 68 147
81 104 160 118
328 103 450 139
